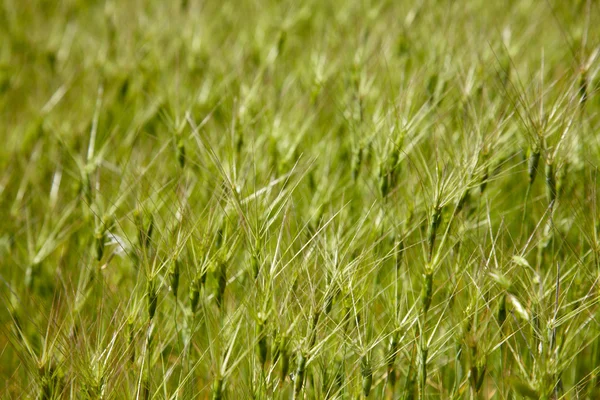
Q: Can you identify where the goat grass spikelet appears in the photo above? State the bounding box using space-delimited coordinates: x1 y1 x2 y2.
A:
361 355 373 397
147 275 158 321
527 146 541 186
189 274 200 313
294 351 307 398
168 257 181 298
421 265 434 315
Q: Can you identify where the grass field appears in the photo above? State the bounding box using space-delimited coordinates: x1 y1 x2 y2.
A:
1 0 600 398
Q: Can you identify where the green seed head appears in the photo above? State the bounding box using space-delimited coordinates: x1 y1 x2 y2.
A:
478 149 490 194
25 262 41 291
421 269 433 315
497 294 507 327
323 289 334 314
427 72 439 101
279 335 290 382
134 208 143 244
215 260 227 308
272 332 281 363
427 205 442 259
545 158 556 205
469 366 479 391
277 28 287 54
189 276 200 313
211 376 224 400
387 332 400 372
81 171 92 203
236 128 244 155
361 355 373 397
39 361 62 400
294 352 307 396
147 276 158 320
215 227 224 249
256 312 269 367
168 258 181 299
351 146 363 181
527 147 541 185
476 364 486 391
479 166 489 194
176 139 185 168
556 160 567 198
308 309 321 348
145 215 154 248
251 250 260 280
390 134 404 169
199 265 207 287
141 375 150 400
379 160 390 198
333 357 344 393
579 66 588 105
102 214 115 231
135 209 154 249
94 231 105 261
456 189 470 215
420 345 429 394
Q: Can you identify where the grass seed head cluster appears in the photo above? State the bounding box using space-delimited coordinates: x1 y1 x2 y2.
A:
1 0 600 399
